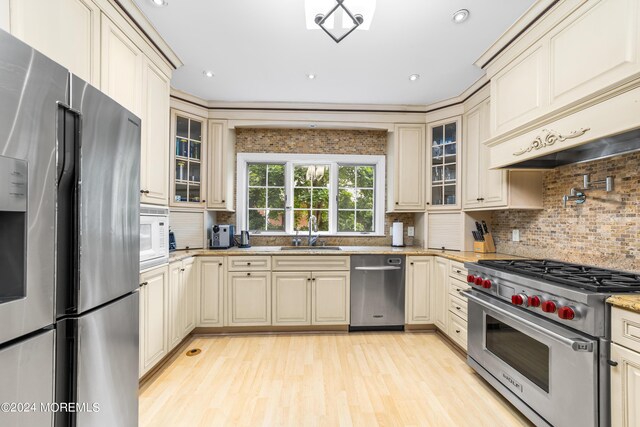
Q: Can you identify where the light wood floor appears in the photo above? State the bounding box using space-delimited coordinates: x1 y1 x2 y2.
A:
139 332 533 427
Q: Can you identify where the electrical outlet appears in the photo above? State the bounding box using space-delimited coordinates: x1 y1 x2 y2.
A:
407 226 415 237
512 229 520 242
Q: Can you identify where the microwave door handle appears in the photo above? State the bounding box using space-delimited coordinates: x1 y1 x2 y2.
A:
462 291 594 352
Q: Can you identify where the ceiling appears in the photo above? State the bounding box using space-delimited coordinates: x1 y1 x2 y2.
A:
134 0 536 106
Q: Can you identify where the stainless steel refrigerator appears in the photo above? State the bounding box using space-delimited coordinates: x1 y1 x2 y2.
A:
0 29 140 427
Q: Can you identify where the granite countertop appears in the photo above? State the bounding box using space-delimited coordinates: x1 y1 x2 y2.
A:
607 295 640 314
167 246 523 265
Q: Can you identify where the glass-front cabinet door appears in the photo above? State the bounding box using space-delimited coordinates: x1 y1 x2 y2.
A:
170 110 207 208
427 117 461 210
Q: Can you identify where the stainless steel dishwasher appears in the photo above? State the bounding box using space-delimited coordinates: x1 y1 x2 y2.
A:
350 255 405 331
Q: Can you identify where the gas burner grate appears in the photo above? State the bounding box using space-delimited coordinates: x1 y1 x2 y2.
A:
477 259 640 292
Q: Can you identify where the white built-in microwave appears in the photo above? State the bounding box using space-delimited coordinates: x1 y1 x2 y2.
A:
140 205 169 270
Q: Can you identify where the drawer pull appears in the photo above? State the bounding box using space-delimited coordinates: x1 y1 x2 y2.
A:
455 306 461 310
140 281 148 287
247 262 251 266
247 273 251 276
456 269 461 274
456 288 461 292
455 329 461 334
608 360 618 367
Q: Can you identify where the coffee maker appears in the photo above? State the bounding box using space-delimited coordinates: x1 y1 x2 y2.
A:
210 224 235 249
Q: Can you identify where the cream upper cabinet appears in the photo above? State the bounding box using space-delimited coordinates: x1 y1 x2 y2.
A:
171 111 207 208
432 257 449 331
405 256 433 324
141 59 170 205
312 271 350 325
272 272 311 325
227 271 271 326
139 265 168 377
100 14 142 116
207 120 234 211
198 257 225 327
427 118 461 210
9 0 100 85
387 124 425 212
484 0 640 168
463 95 543 210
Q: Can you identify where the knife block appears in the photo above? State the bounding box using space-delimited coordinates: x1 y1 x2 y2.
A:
473 233 496 253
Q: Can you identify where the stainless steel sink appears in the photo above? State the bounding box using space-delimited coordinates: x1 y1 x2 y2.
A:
280 246 342 251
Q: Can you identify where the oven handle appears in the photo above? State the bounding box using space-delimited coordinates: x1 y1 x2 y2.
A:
462 291 594 352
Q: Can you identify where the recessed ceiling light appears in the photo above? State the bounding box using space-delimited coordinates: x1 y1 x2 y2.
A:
452 9 469 23
203 70 214 78
409 74 420 81
150 0 168 7
307 73 317 80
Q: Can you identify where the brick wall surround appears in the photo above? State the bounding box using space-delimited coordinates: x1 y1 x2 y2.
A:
491 152 640 272
216 128 415 246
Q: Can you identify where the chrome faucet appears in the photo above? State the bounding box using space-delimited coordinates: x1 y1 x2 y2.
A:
562 187 587 208
308 214 318 246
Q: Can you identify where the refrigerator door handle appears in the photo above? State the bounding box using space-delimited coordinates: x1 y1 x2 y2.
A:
56 103 81 315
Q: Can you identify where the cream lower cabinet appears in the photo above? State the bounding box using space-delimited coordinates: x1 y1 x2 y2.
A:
168 257 196 351
139 265 169 378
432 257 449 331
272 272 312 325
311 271 350 325
405 257 434 324
611 307 640 426
198 257 225 327
227 271 271 326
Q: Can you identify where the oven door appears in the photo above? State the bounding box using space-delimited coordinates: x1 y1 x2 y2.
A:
464 290 598 427
140 215 168 269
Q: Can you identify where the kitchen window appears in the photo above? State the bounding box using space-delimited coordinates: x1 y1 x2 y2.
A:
237 153 385 235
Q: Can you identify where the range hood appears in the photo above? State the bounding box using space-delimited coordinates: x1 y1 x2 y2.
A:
506 128 640 169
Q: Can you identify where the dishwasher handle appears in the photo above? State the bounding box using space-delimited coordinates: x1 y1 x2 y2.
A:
354 266 402 271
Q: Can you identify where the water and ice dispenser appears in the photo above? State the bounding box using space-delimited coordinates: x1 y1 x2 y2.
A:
0 155 27 303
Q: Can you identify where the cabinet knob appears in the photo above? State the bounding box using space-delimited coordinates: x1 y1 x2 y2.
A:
608 360 618 367
140 282 148 287
247 272 251 276
395 202 399 205
140 189 149 194
312 278 316 281
247 262 251 266
455 306 461 310
222 200 225 203
456 269 461 274
202 200 206 203
307 278 311 281
426 202 430 205
455 329 461 334
181 268 185 272
218 262 223 266
410 262 414 265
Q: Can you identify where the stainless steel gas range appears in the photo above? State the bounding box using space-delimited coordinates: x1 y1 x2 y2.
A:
463 259 640 427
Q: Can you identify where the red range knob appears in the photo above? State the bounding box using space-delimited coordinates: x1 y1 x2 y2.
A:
541 300 557 313
511 295 524 305
528 296 541 307
558 306 576 320
467 274 476 284
482 279 492 289
474 277 484 286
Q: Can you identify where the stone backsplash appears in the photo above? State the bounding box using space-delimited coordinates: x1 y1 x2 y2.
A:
216 128 415 246
491 152 640 272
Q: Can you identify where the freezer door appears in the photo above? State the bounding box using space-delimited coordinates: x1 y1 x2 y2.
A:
0 29 67 343
56 292 139 427
70 76 141 313
0 329 55 427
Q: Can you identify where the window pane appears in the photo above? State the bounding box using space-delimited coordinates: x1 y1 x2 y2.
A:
338 210 355 232
314 210 329 231
312 188 329 209
189 141 201 160
188 184 200 203
248 209 266 231
188 162 201 183
444 164 456 182
294 210 309 231
176 116 188 138
175 160 187 181
267 164 285 186
357 189 374 209
294 188 311 209
248 188 266 208
444 185 456 205
432 186 443 205
356 166 374 188
338 189 356 209
266 210 284 231
312 166 330 187
267 188 285 209
338 166 355 187
432 126 443 146
356 211 373 232
432 166 443 183
293 166 311 187
190 120 202 141
176 138 188 157
432 147 443 165
248 164 267 186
